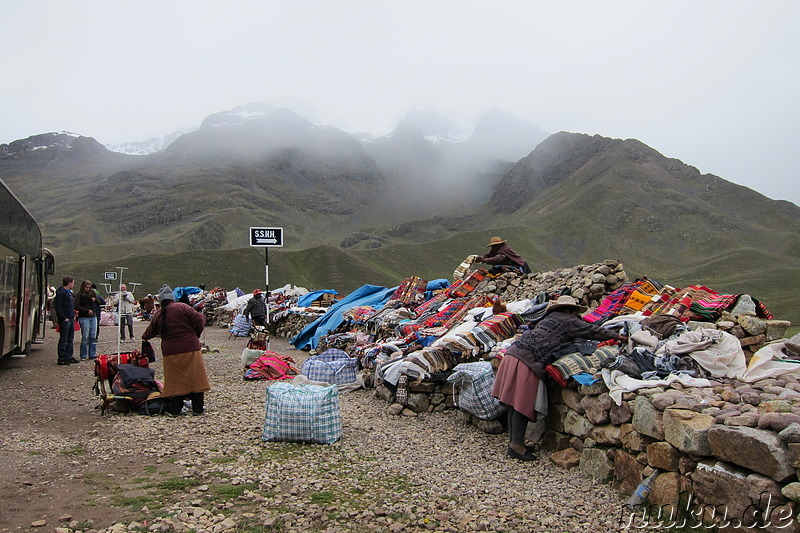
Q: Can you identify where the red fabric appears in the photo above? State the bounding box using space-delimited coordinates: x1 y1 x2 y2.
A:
545 364 567 388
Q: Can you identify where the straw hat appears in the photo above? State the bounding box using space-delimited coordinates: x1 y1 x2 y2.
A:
546 295 588 314
486 236 506 247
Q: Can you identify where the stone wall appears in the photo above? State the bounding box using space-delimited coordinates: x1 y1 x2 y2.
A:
546 376 800 532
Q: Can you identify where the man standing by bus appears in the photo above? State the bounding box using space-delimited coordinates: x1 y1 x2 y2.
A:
54 275 77 365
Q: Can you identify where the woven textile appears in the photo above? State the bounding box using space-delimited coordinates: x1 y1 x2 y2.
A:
244 352 299 381
550 345 619 382
584 278 661 323
262 382 341 444
447 361 506 420
301 348 358 385
390 276 428 305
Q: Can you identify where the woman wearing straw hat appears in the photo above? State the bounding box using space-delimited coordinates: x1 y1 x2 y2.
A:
492 295 627 461
476 236 531 274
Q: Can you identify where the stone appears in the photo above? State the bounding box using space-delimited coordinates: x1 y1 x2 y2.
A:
646 441 681 471
591 424 621 446
678 455 697 475
691 460 752 522
738 315 767 336
707 426 795 482
581 392 612 425
579 447 614 483
759 413 800 433
560 388 585 414
746 473 787 507
540 430 572 452
563 410 594 439
620 423 649 452
740 334 766 347
609 400 633 425
549 448 582 468
651 391 680 411
765 320 792 342
730 295 757 316
724 413 760 427
785 333 800 356
759 400 794 414
662 409 714 456
632 396 664 440
613 449 641 495
780 423 800 443
578 381 609 396
474 418 503 434
405 393 430 413
649 471 691 508
782 483 800 502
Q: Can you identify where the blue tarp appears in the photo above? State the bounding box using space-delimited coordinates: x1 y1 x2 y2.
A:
425 279 450 300
297 289 339 308
291 284 396 351
173 286 202 300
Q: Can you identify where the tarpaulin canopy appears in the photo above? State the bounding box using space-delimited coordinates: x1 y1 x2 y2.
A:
291 284 396 350
297 289 339 308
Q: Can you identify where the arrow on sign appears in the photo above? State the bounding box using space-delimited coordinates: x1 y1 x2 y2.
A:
255 238 278 244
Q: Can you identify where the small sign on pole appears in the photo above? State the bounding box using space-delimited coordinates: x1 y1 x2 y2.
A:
249 227 284 247
103 271 117 280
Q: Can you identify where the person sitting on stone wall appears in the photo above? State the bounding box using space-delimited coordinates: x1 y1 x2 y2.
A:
475 236 531 275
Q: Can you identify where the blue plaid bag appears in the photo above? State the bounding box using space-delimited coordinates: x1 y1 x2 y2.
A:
262 382 341 444
446 361 507 420
301 348 358 385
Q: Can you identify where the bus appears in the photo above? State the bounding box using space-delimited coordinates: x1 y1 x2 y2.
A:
0 178 54 358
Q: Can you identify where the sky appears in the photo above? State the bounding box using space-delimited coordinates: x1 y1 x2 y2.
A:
2 1 798 205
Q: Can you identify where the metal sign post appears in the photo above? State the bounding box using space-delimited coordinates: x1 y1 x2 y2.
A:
249 227 284 351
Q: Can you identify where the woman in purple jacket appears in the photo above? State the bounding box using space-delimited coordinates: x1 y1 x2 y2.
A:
143 285 210 415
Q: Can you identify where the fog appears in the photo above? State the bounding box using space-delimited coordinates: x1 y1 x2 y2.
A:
2 1 798 205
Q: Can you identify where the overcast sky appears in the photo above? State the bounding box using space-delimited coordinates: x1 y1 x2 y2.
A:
3 1 798 205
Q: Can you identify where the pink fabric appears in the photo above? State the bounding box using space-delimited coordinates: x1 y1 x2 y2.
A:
491 355 540 421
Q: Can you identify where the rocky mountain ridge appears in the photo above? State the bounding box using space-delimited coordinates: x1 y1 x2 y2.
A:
1 106 797 323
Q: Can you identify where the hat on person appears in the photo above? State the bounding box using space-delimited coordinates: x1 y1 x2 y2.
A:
253 289 263 296
157 284 175 302
486 236 506 247
546 295 588 314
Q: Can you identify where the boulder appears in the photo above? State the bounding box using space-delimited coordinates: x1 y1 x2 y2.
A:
613 449 641 495
581 392 612 425
707 426 795 482
646 441 681 471
579 447 614 483
549 448 581 468
662 409 714 456
632 396 664 440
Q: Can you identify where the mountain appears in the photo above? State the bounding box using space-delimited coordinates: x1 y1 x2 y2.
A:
1 107 798 325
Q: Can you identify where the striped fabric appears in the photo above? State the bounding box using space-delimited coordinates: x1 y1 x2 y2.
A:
547 345 619 387
390 276 428 305
262 382 341 444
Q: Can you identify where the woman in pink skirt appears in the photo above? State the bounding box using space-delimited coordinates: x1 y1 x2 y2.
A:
492 295 626 460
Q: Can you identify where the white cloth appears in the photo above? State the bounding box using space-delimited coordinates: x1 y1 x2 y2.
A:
602 369 713 405
656 327 746 379
741 342 800 382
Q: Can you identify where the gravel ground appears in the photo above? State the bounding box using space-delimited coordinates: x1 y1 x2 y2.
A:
0 321 630 533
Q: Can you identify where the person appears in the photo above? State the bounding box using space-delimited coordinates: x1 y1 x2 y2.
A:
142 284 210 416
53 275 78 365
244 289 268 327
140 294 155 320
475 236 531 275
91 283 105 341
492 295 627 461
115 284 135 341
74 280 99 360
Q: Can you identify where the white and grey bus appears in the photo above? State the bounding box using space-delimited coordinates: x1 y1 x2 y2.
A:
0 178 54 357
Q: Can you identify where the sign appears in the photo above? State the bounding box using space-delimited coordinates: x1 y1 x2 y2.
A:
103 271 117 280
249 227 284 247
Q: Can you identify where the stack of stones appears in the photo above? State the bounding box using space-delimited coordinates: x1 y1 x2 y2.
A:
545 346 800 531
271 313 317 339
472 259 628 309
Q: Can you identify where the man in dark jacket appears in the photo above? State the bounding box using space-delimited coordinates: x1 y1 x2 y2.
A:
244 289 268 327
53 275 77 365
476 236 531 274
